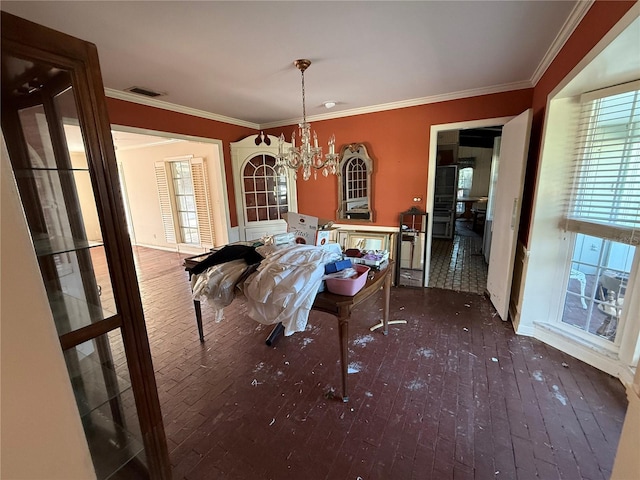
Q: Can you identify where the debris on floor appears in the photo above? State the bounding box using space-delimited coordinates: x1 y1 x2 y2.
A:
562 362 569 368
324 386 336 399
348 362 362 373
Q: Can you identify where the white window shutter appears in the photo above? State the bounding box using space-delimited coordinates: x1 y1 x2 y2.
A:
154 161 177 244
190 158 215 246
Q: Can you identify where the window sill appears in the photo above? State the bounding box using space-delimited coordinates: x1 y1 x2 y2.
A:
530 321 637 385
533 321 620 358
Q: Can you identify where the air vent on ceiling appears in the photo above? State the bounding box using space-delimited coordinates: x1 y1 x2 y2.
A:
124 86 165 98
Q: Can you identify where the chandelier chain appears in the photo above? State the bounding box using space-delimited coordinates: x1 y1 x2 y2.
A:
301 69 306 122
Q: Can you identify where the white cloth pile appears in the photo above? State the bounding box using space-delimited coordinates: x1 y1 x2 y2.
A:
244 244 341 336
191 259 249 322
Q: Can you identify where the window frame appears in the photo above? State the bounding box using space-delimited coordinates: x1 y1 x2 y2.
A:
241 153 289 223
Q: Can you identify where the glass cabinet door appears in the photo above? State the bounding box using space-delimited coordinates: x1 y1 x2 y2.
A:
1 12 170 480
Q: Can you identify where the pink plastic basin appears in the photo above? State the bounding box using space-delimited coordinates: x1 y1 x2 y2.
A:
325 265 371 296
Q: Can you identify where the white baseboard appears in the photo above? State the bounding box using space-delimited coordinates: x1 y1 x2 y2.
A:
132 242 178 253
132 242 208 255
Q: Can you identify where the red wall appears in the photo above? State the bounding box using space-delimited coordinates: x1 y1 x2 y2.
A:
106 98 256 226
265 89 533 227
106 0 634 236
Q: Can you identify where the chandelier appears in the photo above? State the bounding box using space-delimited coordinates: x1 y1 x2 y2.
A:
276 59 338 181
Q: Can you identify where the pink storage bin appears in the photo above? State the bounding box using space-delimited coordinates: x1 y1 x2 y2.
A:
325 265 371 296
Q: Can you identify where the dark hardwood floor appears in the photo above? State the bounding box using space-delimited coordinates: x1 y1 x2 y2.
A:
129 246 627 480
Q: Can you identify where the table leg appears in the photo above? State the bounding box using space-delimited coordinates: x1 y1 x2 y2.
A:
383 269 391 335
370 269 406 333
338 314 349 402
194 299 204 342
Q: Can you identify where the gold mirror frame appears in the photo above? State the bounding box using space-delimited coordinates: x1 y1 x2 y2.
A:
336 143 374 222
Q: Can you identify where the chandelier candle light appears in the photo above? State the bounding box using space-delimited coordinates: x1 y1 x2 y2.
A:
276 59 338 181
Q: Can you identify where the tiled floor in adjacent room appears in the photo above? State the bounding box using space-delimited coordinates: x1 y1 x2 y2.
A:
429 219 487 294
132 246 627 480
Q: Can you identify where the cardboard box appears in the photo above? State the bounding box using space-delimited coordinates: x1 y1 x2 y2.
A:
284 212 337 246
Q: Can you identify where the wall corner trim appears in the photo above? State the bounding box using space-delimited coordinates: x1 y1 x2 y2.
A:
530 0 595 86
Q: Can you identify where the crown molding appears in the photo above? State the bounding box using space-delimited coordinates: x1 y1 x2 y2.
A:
104 88 260 130
260 80 533 129
530 0 594 86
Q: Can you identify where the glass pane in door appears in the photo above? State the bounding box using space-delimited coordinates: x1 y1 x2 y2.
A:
65 330 147 479
13 77 118 333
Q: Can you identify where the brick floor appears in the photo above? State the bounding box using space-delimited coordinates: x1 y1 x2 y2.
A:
130 246 627 480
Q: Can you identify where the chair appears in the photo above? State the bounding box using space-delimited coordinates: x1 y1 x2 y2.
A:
570 269 588 309
471 207 486 233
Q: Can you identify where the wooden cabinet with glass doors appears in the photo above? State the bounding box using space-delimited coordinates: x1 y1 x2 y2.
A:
1 12 170 479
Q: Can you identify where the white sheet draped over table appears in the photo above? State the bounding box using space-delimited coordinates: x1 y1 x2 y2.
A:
190 259 248 322
244 244 341 335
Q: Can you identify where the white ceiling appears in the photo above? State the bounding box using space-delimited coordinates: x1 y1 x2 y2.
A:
2 1 582 127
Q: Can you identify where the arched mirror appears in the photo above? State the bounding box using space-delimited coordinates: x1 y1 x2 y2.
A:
336 143 374 221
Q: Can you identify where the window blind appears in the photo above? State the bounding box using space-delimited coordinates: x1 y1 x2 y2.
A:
565 81 640 246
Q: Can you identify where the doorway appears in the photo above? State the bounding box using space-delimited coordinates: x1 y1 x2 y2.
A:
425 111 532 320
110 126 231 251
427 125 502 295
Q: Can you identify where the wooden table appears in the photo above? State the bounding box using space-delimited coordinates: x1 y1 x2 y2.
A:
456 196 487 219
184 252 215 342
312 260 395 402
184 254 396 402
